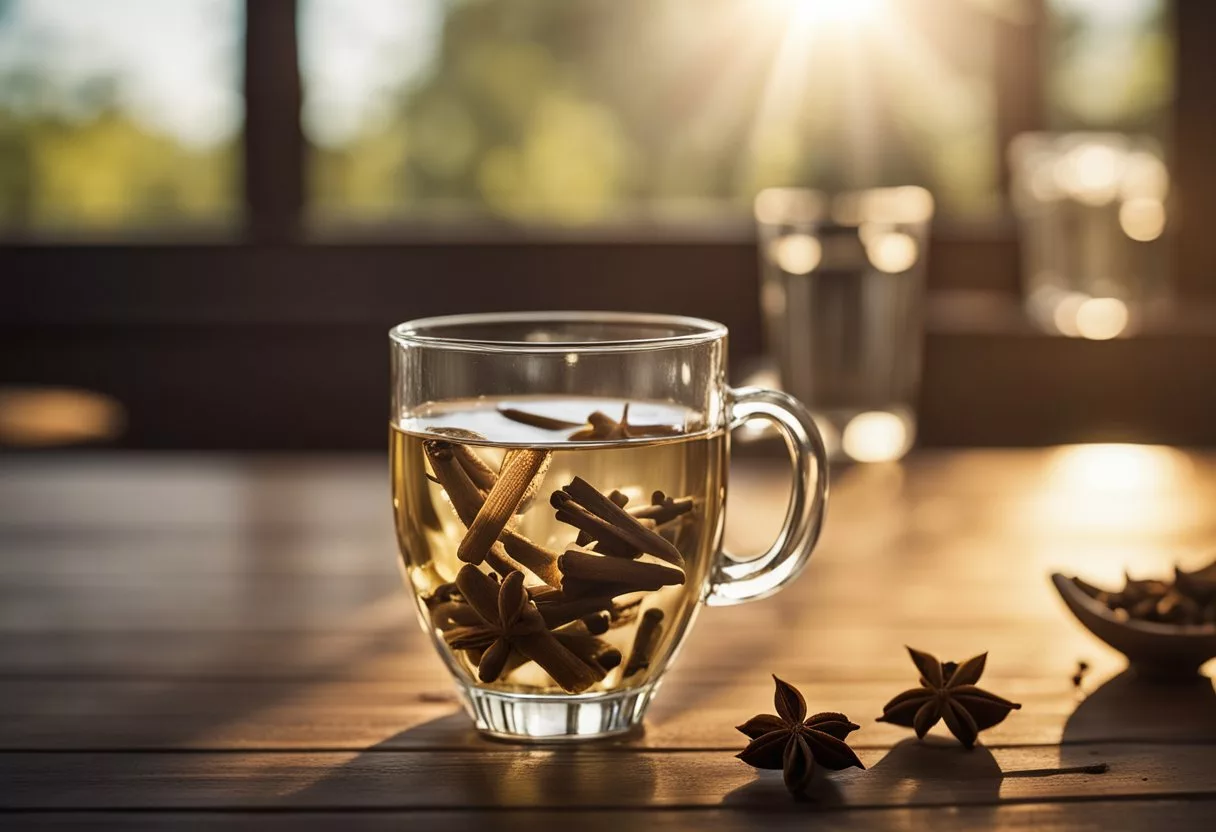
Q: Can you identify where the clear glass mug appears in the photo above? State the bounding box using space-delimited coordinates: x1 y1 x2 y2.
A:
390 312 829 741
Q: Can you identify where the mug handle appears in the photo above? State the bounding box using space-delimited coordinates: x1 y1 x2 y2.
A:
706 386 830 606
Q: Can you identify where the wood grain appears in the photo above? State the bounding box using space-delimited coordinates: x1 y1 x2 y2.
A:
3 671 1213 750
6 802 1216 832
2 744 1213 810
1 451 1214 827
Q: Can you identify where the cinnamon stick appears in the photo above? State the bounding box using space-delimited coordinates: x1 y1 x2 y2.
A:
423 441 485 527
610 596 644 628
559 547 685 591
623 608 664 677
500 531 563 588
568 405 684 440
458 449 549 564
515 605 601 693
629 491 694 526
503 448 552 512
553 626 622 678
527 584 564 605
552 492 653 559
581 610 611 635
484 545 531 581
450 445 498 492
498 407 584 431
428 440 560 587
557 477 684 567
537 595 618 629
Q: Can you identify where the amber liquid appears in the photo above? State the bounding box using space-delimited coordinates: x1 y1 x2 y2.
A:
390 397 725 695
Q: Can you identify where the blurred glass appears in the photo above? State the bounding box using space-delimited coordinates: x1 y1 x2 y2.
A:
0 0 243 235
755 186 934 463
1010 132 1168 338
1046 0 1173 140
301 0 1001 226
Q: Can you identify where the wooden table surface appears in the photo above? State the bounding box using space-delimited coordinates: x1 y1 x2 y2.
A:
1 448 1215 829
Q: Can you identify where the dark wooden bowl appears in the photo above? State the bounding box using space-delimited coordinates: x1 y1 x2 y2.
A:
1051 573 1216 677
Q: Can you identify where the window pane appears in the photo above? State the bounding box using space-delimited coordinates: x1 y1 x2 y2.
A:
0 0 243 234
1046 0 1173 139
301 0 1004 226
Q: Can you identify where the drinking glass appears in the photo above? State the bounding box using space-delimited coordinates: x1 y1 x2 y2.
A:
389 312 829 741
1010 132 1169 339
755 187 934 463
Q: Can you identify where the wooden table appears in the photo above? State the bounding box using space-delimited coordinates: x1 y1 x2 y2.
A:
2 448 1215 829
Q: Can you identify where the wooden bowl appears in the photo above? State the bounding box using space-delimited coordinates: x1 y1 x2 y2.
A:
1050 573 1216 677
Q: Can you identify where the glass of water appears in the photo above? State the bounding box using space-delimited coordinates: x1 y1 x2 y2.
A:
1010 132 1169 340
755 187 934 463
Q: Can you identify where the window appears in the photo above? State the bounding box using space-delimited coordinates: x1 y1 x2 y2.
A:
301 0 1014 226
1046 0 1173 139
0 0 243 234
3 0 1210 452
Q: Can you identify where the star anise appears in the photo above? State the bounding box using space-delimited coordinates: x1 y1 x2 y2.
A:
877 647 1021 749
443 565 599 692
736 675 864 795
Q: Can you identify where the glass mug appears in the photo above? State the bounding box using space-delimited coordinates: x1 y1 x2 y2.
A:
390 312 829 741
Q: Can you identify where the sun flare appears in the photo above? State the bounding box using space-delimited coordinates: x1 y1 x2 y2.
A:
756 0 887 27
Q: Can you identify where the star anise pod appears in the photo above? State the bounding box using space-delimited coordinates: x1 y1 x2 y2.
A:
444 565 599 692
877 647 1022 749
736 675 864 795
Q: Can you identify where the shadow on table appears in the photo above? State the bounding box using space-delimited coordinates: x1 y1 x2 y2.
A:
286 714 658 810
1062 668 1216 743
722 737 1003 811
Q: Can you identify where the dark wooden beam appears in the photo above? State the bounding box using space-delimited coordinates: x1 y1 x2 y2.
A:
1 240 1213 450
244 0 303 243
1173 0 1216 296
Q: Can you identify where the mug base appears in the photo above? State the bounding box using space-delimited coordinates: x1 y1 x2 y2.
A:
461 683 657 743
